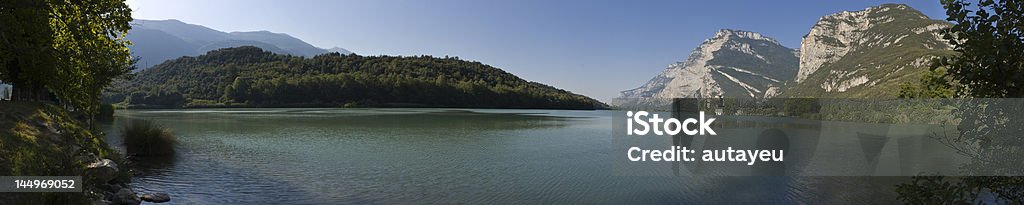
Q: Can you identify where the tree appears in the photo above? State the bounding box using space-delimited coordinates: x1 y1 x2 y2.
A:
0 0 58 101
105 46 607 109
898 66 956 98
939 0 1024 97
896 0 1024 204
1 0 133 129
48 0 134 126
225 76 253 103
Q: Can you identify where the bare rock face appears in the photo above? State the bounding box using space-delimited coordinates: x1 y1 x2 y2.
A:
617 4 957 104
795 5 892 83
787 4 955 97
616 29 798 106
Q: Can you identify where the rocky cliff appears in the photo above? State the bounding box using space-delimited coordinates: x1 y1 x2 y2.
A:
784 4 955 97
615 29 799 106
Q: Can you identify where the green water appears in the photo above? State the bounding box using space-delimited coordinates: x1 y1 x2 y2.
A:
101 108 902 204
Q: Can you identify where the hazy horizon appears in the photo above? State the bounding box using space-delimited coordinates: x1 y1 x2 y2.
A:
125 0 947 102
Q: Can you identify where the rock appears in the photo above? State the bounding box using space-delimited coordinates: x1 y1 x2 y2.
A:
92 198 114 205
98 183 122 193
615 29 799 106
112 188 141 205
140 192 171 203
86 159 119 184
787 4 955 97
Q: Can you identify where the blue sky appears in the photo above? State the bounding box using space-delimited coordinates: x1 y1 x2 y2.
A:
125 0 947 102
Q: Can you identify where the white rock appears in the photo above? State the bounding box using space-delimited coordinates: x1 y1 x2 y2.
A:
617 29 798 106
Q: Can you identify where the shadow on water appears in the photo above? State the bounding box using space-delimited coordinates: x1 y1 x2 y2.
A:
370 109 582 130
118 108 586 133
753 129 789 176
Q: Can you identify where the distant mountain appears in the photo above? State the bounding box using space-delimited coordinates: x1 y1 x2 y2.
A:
617 4 956 105
614 29 799 106
127 19 353 69
104 46 606 109
780 4 954 97
228 31 328 57
326 47 353 55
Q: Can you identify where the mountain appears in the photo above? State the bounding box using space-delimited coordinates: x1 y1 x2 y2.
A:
614 29 799 106
781 4 955 97
104 46 606 109
616 4 956 105
228 31 328 57
326 47 353 55
127 19 353 69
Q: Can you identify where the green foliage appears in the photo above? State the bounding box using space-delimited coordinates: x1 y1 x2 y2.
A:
125 89 185 108
712 98 955 124
938 0 1024 97
0 0 134 121
782 98 821 118
48 0 134 119
895 0 1024 203
106 46 607 109
896 176 1024 204
0 102 127 204
898 66 956 98
121 119 177 157
96 103 115 121
895 176 975 204
0 0 57 99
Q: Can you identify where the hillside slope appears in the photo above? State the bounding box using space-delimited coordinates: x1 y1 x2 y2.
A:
104 46 606 109
0 102 129 204
781 4 955 97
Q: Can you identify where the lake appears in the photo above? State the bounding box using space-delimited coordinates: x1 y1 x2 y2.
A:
101 108 905 204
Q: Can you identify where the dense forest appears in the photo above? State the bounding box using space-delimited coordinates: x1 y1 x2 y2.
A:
103 46 606 109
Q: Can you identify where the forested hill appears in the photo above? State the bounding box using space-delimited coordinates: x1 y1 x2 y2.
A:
103 46 607 109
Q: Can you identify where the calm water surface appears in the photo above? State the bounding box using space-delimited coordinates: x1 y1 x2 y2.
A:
101 108 902 204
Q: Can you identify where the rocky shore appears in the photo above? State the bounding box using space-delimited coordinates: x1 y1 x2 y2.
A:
86 159 170 204
0 102 169 204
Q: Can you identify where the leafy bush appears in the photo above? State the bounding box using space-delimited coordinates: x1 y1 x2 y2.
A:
96 104 115 121
783 98 821 118
121 119 177 157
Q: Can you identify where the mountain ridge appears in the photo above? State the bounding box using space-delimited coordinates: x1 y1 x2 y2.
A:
616 3 955 106
105 46 607 110
127 19 353 70
782 3 954 97
615 29 799 106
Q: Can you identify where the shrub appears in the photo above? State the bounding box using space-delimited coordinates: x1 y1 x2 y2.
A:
121 119 177 157
96 104 115 121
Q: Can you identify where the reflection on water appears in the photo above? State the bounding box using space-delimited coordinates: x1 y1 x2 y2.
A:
100 108 906 204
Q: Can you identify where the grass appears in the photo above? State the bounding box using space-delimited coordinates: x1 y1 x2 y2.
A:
0 101 128 204
121 119 177 157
